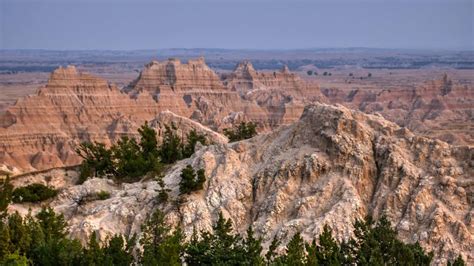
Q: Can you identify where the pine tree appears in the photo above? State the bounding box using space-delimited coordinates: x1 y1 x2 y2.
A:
81 232 105 265
183 129 207 158
76 142 114 180
179 165 197 195
179 165 206 195
305 239 318 266
138 121 159 160
449 255 466 266
140 209 184 266
35 207 67 242
103 235 136 266
112 136 148 179
0 176 13 218
185 227 213 265
7 212 31 255
195 169 206 190
242 226 264 266
0 222 11 259
159 124 184 164
315 224 342 265
0 251 29 266
284 232 306 266
224 121 258 142
265 235 281 264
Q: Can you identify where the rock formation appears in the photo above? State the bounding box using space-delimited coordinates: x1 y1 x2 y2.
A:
323 74 474 146
1 58 471 178
0 58 326 174
9 103 473 264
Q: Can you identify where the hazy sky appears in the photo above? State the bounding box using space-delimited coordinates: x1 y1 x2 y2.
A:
0 0 472 50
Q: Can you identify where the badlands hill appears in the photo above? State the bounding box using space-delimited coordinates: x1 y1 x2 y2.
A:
323 74 474 146
10 103 473 264
1 57 472 176
0 58 322 174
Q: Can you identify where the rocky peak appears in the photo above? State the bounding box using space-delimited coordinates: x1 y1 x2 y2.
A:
50 65 79 77
233 60 257 78
129 57 224 94
281 65 291 74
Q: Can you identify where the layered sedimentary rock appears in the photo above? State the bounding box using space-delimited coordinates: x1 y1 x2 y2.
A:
0 59 323 173
10 103 472 264
323 74 474 145
0 66 158 173
224 61 325 125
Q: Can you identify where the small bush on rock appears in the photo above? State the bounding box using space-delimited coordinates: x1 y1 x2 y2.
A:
97 191 110 200
179 165 206 195
223 121 257 142
12 183 58 203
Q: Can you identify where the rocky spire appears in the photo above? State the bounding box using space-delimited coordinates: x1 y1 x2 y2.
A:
281 65 291 74
233 60 257 77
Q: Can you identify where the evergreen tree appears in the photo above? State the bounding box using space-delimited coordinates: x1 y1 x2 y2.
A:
265 235 281 264
195 169 206 190
179 165 206 195
29 207 83 265
81 232 105 265
103 234 135 266
156 174 170 204
305 239 318 266
449 255 466 266
183 129 207 158
284 232 306 266
185 212 244 265
0 222 11 259
314 224 342 265
224 122 258 142
185 227 213 265
76 142 114 181
242 226 264 266
0 176 13 218
179 165 197 195
35 207 68 242
112 136 148 179
138 121 159 160
7 212 30 255
159 124 184 164
0 251 29 266
140 209 184 266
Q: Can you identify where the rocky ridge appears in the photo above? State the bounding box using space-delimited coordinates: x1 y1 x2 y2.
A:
1 59 319 173
323 74 474 146
9 103 473 264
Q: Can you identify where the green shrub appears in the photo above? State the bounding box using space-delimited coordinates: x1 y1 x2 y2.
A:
223 121 257 142
12 183 57 203
179 165 206 195
77 122 208 184
182 129 207 158
96 191 110 200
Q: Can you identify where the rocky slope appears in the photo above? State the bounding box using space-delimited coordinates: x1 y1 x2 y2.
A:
0 59 322 174
9 103 473 264
323 74 474 146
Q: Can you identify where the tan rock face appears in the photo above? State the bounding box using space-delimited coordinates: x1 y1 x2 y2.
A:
0 57 471 178
166 103 473 264
9 103 472 264
0 58 326 174
323 74 474 145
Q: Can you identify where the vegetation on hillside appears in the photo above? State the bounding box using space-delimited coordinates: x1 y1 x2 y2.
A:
76 122 208 184
0 177 466 265
223 121 257 142
179 165 206 195
12 183 58 203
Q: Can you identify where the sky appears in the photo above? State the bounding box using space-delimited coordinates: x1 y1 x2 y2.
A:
0 0 472 50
